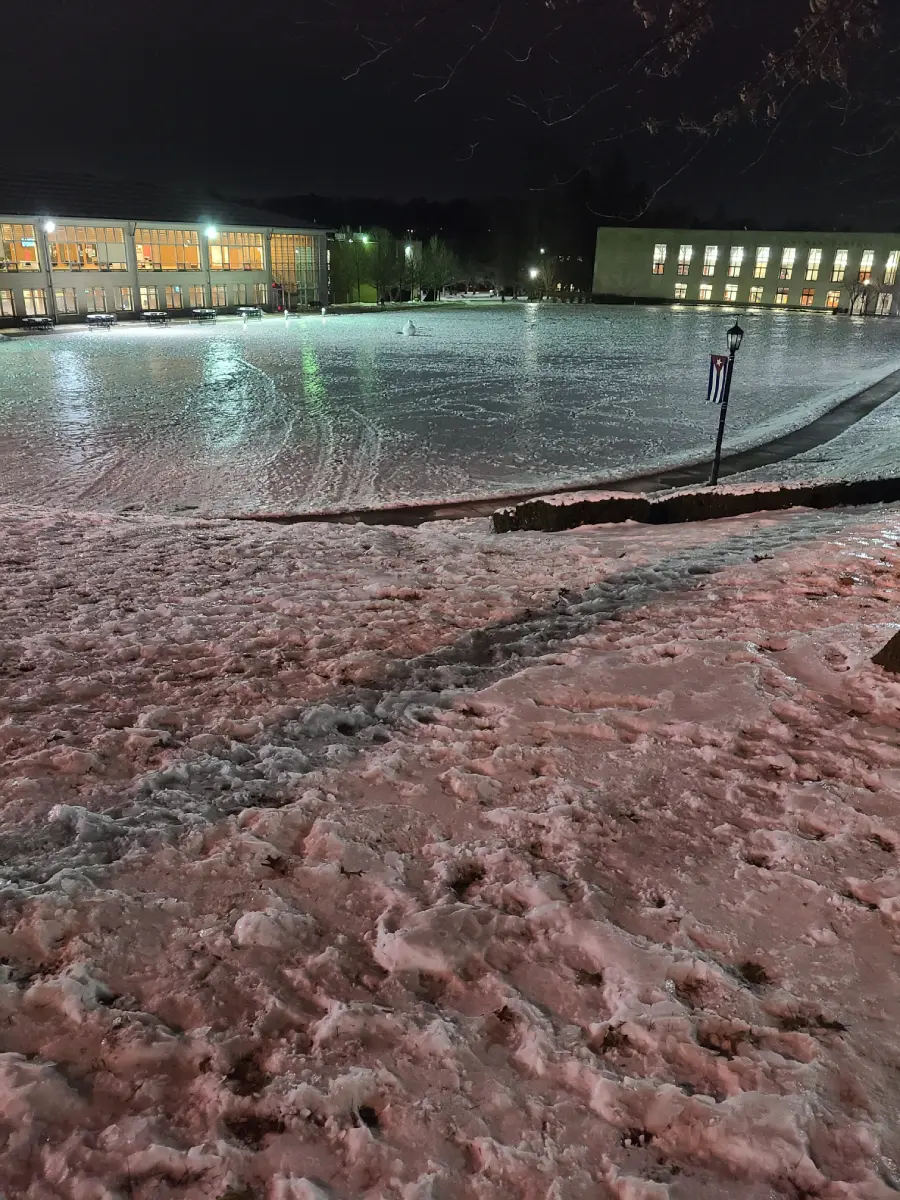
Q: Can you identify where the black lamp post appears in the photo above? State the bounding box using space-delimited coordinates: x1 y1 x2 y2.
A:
708 320 745 486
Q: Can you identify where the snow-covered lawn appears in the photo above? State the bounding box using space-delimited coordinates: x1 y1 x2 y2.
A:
4 501 900 1197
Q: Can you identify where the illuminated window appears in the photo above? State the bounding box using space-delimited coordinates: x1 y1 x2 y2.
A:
0 223 40 271
48 225 126 271
164 286 183 309
139 285 159 310
55 288 77 314
748 285 764 304
211 285 227 307
724 283 738 302
234 283 249 305
806 249 822 281
728 247 744 277
832 249 848 282
779 248 796 280
884 251 900 286
189 285 206 307
877 292 893 316
0 288 14 316
85 287 107 313
254 282 268 304
698 283 713 301
135 229 200 272
674 282 688 300
208 230 265 271
800 289 816 307
115 287 133 311
754 247 770 279
774 288 790 306
652 243 667 274
702 246 719 276
270 233 319 300
825 290 841 309
677 244 693 275
859 250 875 282
22 288 47 316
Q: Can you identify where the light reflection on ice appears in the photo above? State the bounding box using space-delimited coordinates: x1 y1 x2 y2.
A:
0 305 898 514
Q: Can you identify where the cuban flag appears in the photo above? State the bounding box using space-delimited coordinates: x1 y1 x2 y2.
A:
707 354 729 404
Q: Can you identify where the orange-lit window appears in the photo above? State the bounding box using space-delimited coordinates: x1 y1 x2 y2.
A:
800 289 816 307
48 225 126 271
825 290 841 309
698 283 713 300
1 223 40 271
859 250 875 282
652 243 667 274
135 229 201 271
208 230 265 271
774 288 790 306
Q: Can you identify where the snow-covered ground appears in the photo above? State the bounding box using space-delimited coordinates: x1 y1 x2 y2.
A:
2 306 899 514
5 499 900 1196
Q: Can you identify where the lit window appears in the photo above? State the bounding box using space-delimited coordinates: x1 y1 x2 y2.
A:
754 248 770 279
774 288 790 306
885 251 900 286
271 233 319 300
859 250 875 282
652 243 667 274
780 248 796 280
800 289 816 307
85 287 106 313
135 229 201 272
825 290 841 310
0 288 14 316
806 249 822 281
54 287 77 314
832 249 848 282
22 288 47 316
0 224 40 271
877 292 893 316
189 285 206 307
674 282 688 300
677 245 693 276
723 283 738 302
139 285 159 310
115 287 133 311
254 282 268 305
728 247 744 277
49 225 126 271
702 246 719 276
211 285 227 307
234 283 249 305
164 286 183 309
208 230 265 272
698 284 713 301
748 285 764 304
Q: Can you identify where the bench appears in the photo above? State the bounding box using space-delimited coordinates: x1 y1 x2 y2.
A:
142 311 170 326
21 316 54 331
237 306 263 320
87 313 117 329
192 308 217 323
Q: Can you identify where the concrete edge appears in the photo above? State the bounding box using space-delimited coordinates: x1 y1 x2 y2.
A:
491 478 900 533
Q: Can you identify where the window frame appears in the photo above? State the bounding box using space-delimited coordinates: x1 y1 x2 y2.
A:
702 246 719 277
754 248 770 279
723 283 738 302
800 288 816 307
859 250 875 283
748 285 765 305
825 290 841 310
779 248 797 281
728 247 744 278
677 244 693 276
652 243 667 275
806 249 822 282
674 281 688 300
774 287 790 306
832 250 848 283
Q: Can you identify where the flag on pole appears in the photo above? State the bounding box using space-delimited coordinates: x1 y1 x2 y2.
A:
707 354 729 404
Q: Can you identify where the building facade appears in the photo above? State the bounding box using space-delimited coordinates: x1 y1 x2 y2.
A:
0 214 328 323
593 227 900 315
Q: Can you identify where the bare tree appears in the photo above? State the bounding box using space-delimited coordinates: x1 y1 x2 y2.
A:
842 279 874 315
422 236 459 300
538 257 559 300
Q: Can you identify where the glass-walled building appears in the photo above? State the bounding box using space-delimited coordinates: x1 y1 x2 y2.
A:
0 203 326 323
594 227 900 315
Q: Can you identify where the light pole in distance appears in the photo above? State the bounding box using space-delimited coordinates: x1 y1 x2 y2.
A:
204 226 217 309
708 321 745 487
42 220 58 323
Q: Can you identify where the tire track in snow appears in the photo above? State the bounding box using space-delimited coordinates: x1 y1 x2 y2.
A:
0 505 887 893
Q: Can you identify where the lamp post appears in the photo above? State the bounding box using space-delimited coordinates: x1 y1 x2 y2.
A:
41 220 58 323
707 321 745 487
204 226 217 309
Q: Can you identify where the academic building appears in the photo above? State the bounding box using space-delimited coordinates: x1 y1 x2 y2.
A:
593 227 900 315
0 172 327 323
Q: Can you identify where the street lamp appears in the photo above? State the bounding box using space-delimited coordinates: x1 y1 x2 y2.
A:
204 226 218 308
529 267 539 279
708 321 745 487
40 219 58 323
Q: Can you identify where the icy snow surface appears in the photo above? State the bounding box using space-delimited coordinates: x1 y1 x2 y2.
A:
1 305 899 514
5 501 900 1195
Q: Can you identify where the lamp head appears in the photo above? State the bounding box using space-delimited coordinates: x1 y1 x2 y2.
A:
727 322 744 354
205 225 218 238
43 220 56 233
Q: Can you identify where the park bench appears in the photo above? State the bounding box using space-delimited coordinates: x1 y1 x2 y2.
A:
237 306 263 320
142 311 170 326
192 308 217 323
87 313 117 330
21 316 54 331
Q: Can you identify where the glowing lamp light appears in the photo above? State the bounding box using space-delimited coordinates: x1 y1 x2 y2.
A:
43 220 56 233
529 267 539 279
205 225 218 238
405 244 413 257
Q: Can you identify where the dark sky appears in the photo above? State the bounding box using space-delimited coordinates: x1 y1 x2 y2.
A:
4 0 896 228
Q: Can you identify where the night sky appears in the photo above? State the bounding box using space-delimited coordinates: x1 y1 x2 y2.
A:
4 0 896 228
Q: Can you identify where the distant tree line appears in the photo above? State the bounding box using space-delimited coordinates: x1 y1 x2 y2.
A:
328 229 463 304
